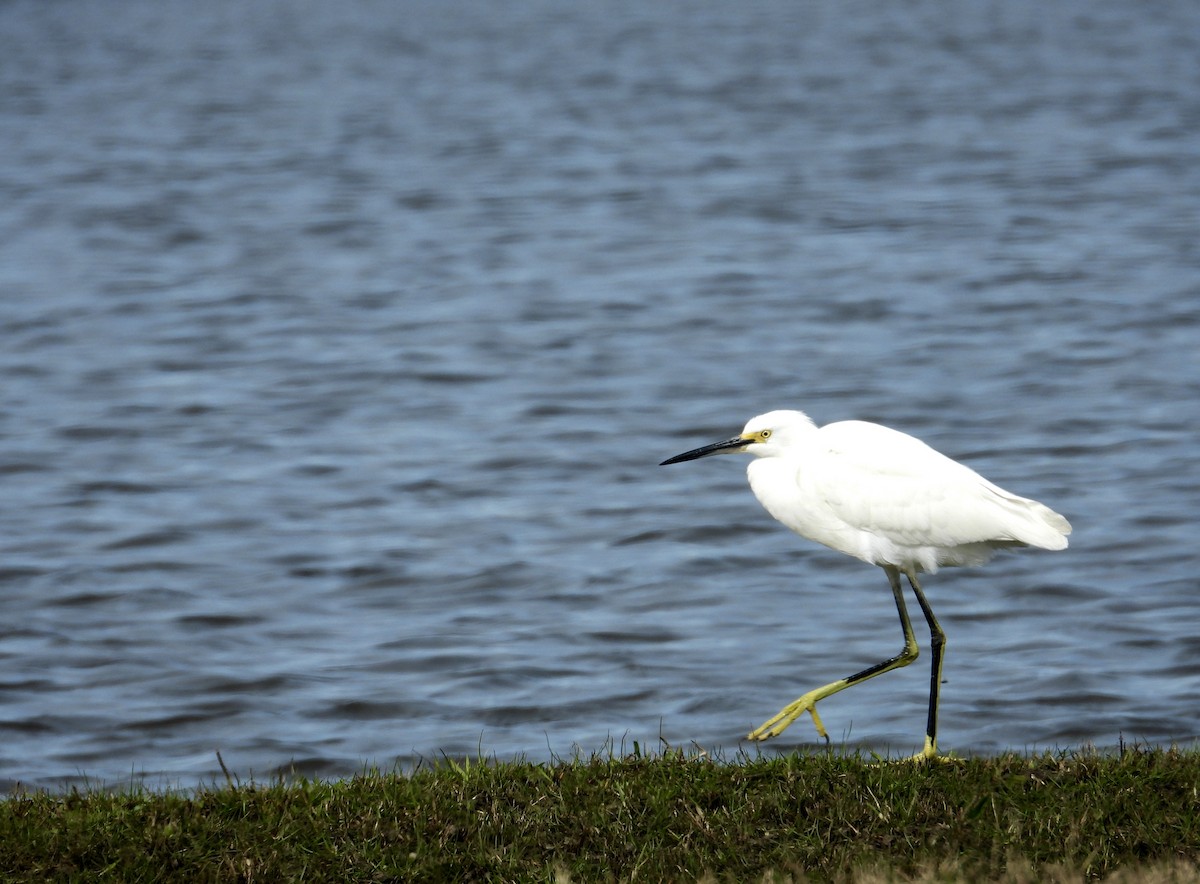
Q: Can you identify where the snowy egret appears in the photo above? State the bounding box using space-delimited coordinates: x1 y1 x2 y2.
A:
660 410 1070 761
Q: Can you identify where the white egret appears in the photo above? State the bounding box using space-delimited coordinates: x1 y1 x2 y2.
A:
660 410 1071 761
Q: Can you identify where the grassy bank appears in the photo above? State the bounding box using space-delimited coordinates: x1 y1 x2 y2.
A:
2 746 1197 882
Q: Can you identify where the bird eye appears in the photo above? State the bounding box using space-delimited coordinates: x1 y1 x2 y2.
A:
760 429 772 439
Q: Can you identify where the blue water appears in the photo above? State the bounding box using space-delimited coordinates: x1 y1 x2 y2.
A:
0 0 1197 793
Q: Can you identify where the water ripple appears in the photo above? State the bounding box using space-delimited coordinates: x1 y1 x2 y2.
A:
0 0 1197 792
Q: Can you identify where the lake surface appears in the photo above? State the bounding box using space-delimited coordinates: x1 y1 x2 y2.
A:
0 0 1197 792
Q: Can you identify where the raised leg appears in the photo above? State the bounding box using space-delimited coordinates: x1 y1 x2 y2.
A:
905 569 945 762
747 566 920 742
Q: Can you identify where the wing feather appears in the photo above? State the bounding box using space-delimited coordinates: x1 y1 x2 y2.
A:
807 421 1058 550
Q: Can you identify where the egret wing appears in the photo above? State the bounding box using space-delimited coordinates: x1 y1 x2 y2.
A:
807 421 1024 548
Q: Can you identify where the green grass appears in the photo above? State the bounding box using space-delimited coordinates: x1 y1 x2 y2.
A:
2 745 1198 882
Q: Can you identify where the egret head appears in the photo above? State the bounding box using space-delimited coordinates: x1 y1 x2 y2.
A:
659 410 816 464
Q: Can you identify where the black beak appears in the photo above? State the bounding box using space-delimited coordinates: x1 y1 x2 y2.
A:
660 435 750 465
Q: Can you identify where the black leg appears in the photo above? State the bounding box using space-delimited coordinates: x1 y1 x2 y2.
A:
906 570 945 759
840 566 920 688
747 566 921 743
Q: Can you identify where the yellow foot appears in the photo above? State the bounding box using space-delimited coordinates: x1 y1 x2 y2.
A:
908 737 939 762
882 739 956 765
747 691 829 742
888 752 958 766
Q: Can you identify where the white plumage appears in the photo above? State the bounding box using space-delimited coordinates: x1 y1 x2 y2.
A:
741 410 1070 573
660 409 1071 760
